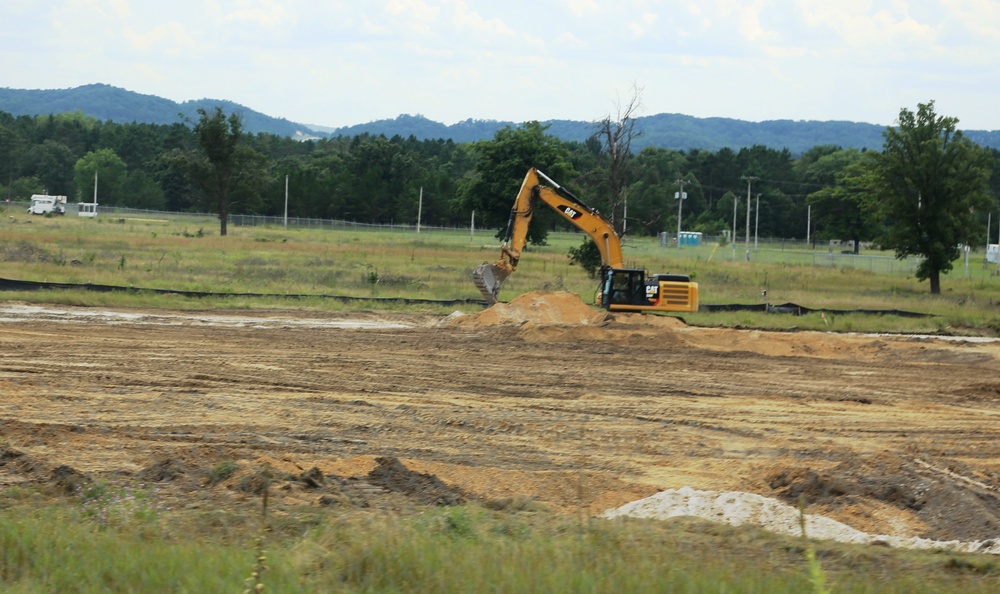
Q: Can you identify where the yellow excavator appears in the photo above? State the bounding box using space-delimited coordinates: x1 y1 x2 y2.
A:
472 168 699 313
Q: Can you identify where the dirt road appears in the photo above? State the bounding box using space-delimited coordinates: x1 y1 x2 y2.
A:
2 294 1000 544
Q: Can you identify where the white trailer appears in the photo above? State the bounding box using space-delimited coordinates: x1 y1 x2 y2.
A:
78 201 98 218
27 194 68 215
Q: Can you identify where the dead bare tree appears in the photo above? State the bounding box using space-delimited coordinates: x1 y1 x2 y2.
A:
593 83 643 237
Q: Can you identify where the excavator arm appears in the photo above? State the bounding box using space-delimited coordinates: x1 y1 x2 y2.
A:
472 168 624 303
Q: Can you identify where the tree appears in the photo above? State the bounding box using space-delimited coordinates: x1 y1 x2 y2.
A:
591 83 642 237
865 101 994 294
74 149 127 206
121 170 166 210
0 123 27 199
627 146 697 236
172 107 264 235
341 134 413 223
28 140 77 195
458 122 575 245
805 149 879 253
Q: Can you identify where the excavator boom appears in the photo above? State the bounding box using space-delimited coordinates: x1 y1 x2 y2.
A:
472 168 698 312
472 168 623 303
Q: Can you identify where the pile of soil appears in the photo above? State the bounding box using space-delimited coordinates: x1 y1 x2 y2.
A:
446 291 610 327
367 456 466 506
762 452 1000 542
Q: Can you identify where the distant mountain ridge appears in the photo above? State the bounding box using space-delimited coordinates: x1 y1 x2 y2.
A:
1 84 998 153
0 83 315 139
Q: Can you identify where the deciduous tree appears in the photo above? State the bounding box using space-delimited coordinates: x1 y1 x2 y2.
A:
805 149 879 253
74 148 127 205
865 101 993 294
459 122 575 245
172 107 265 235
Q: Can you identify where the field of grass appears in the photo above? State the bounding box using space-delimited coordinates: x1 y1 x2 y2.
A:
4 208 1000 334
2 489 998 594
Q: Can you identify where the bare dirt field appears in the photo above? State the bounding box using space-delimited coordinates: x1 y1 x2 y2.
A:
3 292 1000 549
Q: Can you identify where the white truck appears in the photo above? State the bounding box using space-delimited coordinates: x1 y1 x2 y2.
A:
27 194 68 215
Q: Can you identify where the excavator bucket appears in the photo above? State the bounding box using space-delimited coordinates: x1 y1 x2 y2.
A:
472 263 510 305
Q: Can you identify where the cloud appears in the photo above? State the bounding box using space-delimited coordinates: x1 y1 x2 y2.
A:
1 0 998 129
222 0 293 28
630 12 659 38
124 21 201 56
795 0 935 48
560 0 600 18
449 0 517 40
944 0 1000 40
384 0 440 21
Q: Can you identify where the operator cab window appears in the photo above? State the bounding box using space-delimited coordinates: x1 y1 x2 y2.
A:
607 269 646 305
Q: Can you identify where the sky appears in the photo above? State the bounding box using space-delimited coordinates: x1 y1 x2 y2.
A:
2 1 999 131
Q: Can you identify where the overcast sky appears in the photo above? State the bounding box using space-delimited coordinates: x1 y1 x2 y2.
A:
3 1 998 131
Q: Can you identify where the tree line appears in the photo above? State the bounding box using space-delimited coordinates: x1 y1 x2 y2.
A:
2 101 997 293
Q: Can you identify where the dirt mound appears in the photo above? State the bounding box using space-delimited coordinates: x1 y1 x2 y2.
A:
367 456 465 506
762 453 1000 541
138 458 190 483
1 446 92 495
447 291 609 327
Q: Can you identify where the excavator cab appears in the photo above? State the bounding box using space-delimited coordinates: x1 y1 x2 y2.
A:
599 268 699 313
601 268 653 307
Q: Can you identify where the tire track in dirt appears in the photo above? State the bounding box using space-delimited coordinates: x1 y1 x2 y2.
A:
2 296 1000 540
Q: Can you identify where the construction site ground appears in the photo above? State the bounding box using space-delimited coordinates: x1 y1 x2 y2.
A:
2 292 1000 547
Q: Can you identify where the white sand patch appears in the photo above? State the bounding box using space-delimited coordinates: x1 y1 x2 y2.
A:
0 304 411 330
602 487 1000 555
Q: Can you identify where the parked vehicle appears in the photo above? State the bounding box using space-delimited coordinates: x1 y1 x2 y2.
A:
27 194 68 215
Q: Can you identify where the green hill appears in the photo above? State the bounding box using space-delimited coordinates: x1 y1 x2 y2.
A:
0 83 316 138
1 83 997 153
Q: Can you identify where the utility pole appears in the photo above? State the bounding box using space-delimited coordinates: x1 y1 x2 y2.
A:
754 193 761 251
732 194 738 262
807 204 811 246
283 174 289 229
675 178 687 249
417 187 423 234
740 176 757 262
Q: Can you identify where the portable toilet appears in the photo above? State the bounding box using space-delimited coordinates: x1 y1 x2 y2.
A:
678 231 702 246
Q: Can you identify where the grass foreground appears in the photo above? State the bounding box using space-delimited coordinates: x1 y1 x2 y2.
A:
1 489 999 594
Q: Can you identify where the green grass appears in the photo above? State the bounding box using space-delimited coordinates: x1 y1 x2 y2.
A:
1 500 998 593
4 212 1000 334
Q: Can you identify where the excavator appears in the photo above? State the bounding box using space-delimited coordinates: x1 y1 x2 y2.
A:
472 168 699 313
